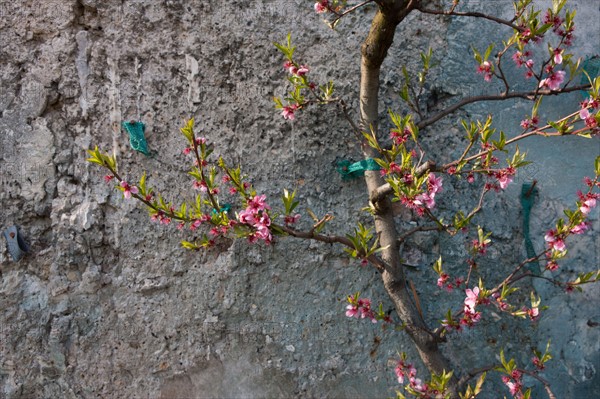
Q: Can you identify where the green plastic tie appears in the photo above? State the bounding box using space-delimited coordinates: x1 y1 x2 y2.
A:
337 158 381 180
521 182 541 275
122 121 151 156
580 55 600 99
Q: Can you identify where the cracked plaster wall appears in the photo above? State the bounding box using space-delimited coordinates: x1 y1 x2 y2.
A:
0 0 598 398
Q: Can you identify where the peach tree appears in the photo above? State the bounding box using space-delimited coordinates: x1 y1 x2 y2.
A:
87 0 599 397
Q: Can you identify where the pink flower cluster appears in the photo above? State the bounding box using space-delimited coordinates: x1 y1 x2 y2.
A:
502 370 525 399
437 273 463 292
151 209 172 225
238 194 272 244
462 287 482 327
579 191 598 214
519 115 539 130
390 128 410 146
401 173 443 216
512 51 535 78
283 60 309 78
394 359 427 393
345 296 377 323
471 239 489 255
476 61 493 82
183 137 207 155
580 97 599 130
532 355 545 370
543 9 574 45
544 229 566 252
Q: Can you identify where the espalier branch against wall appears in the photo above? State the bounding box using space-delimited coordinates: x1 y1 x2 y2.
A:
87 1 599 398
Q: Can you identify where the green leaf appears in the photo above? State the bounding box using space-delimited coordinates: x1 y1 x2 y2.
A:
484 44 494 61
181 240 199 250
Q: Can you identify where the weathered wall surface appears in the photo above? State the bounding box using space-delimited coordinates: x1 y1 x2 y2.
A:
0 0 598 398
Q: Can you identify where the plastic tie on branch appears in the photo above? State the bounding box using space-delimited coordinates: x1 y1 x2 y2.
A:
580 55 600 99
520 181 541 275
212 203 231 215
122 120 151 156
336 158 381 180
3 225 30 261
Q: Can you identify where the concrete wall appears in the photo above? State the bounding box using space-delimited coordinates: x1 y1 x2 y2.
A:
0 0 598 398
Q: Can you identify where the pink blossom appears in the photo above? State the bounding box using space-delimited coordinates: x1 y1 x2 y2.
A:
345 296 376 322
546 261 559 271
580 108 590 120
120 181 138 199
345 304 359 318
539 70 566 90
427 173 443 195
546 231 566 252
512 51 524 67
390 129 409 145
104 175 114 183
553 48 563 64
296 65 309 76
414 193 435 209
571 222 588 234
477 61 493 82
580 198 597 214
183 147 192 155
552 239 566 252
160 217 171 225
464 287 480 312
238 195 273 244
533 356 545 370
284 214 301 225
193 180 208 192
282 104 298 120
247 194 270 211
314 1 328 14
527 306 540 321
437 273 449 288
498 174 513 189
190 219 203 230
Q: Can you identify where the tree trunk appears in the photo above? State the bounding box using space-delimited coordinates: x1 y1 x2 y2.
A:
359 1 460 395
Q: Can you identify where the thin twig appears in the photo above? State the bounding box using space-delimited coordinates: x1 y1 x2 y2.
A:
328 0 375 28
397 224 441 243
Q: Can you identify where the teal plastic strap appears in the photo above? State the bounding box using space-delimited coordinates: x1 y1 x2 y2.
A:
337 159 381 180
122 121 150 156
212 203 231 215
580 56 600 99
521 182 541 274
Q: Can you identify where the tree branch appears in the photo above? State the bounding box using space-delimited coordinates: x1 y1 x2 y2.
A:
417 85 591 130
417 6 523 31
276 224 386 272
